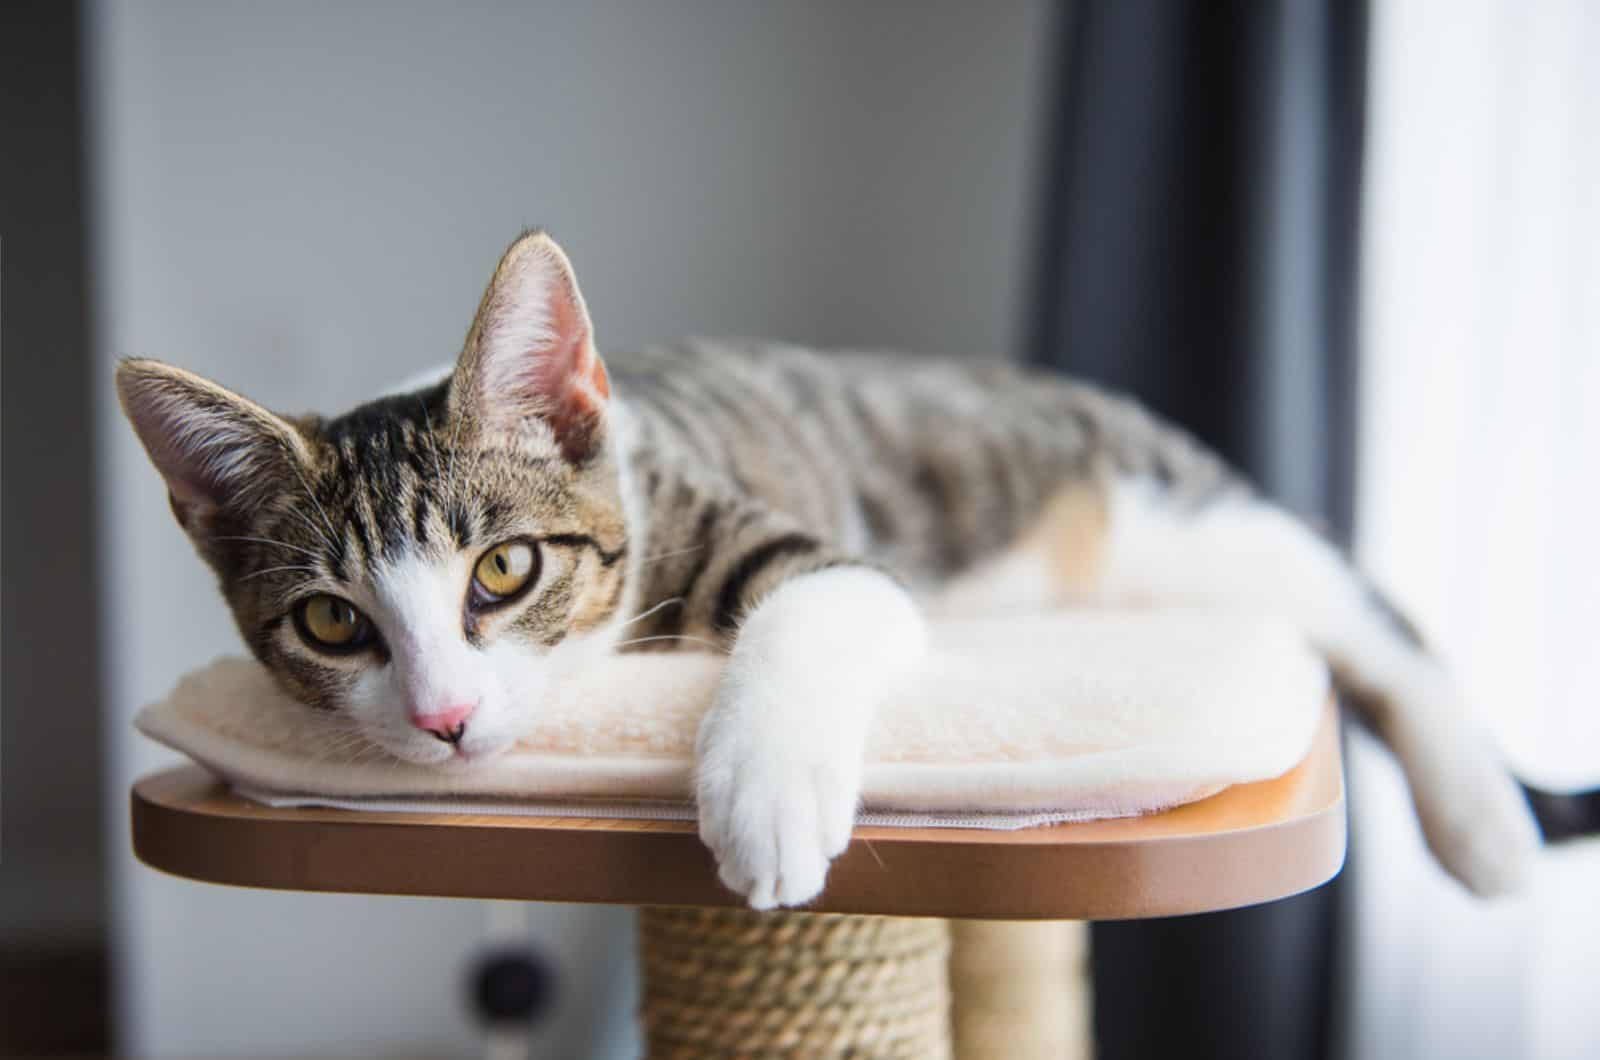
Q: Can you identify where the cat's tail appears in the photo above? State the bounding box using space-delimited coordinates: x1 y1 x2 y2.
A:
1098 475 1543 896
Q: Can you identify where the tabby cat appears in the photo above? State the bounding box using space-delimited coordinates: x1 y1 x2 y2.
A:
117 231 1538 908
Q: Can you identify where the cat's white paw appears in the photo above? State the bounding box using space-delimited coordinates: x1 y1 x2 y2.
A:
691 565 923 910
694 682 861 910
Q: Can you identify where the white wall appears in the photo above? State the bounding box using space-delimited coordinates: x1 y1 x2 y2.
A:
88 2 1054 1055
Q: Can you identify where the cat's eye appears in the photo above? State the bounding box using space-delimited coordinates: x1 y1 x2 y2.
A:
472 540 539 604
294 594 374 653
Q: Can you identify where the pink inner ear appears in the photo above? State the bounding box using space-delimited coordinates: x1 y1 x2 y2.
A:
535 339 608 463
528 279 600 398
467 235 612 460
500 254 610 460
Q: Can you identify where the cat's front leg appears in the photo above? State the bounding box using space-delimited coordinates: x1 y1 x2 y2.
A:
695 566 926 909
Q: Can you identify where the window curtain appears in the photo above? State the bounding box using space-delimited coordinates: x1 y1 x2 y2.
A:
1027 1 1368 1057
1348 2 1600 1057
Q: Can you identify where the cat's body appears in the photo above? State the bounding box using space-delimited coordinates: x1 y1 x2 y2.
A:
117 231 1539 909
611 343 1235 628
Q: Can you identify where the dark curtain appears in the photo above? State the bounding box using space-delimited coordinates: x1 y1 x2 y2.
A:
0 0 111 1055
1026 2 1368 1058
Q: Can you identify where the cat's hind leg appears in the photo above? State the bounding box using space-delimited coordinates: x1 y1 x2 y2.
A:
1096 476 1541 895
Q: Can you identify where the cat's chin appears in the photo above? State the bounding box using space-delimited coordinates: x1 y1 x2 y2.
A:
378 737 518 769
434 745 510 768
376 745 456 768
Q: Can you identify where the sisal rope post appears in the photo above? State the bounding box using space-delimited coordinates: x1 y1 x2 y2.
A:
638 907 952 1058
947 920 1092 1060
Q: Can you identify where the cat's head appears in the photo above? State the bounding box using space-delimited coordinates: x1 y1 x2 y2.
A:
117 231 630 765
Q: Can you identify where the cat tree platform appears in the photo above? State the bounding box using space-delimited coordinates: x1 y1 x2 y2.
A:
131 702 1344 1056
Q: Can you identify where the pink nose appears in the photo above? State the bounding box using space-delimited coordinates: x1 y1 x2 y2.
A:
411 702 474 745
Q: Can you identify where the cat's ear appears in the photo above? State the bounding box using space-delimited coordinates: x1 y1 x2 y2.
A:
115 359 313 534
452 230 610 462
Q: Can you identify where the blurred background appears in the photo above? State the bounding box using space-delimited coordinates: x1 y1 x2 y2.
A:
2 1 1595 1057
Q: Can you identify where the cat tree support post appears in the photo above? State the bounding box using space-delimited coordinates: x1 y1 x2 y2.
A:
637 908 952 1058
634 911 1093 1060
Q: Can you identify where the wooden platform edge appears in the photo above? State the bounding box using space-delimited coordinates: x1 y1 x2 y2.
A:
131 705 1345 920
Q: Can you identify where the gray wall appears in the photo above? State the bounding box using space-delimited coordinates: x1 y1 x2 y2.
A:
90 1 1054 1055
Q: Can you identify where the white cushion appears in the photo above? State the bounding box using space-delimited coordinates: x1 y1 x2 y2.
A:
136 609 1328 826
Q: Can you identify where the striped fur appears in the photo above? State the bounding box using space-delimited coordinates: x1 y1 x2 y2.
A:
612 340 1239 640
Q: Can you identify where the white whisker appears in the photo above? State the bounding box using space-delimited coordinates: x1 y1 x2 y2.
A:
208 535 322 559
319 728 387 765
241 564 322 581
619 596 684 629
284 504 339 556
613 633 724 653
284 454 341 551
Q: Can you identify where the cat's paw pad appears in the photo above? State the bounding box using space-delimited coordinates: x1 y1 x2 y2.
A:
694 707 859 910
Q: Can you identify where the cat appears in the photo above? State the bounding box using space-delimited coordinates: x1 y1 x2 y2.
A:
117 230 1540 909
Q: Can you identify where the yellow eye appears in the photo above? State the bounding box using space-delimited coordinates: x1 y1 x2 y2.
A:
474 540 538 601
295 594 372 651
